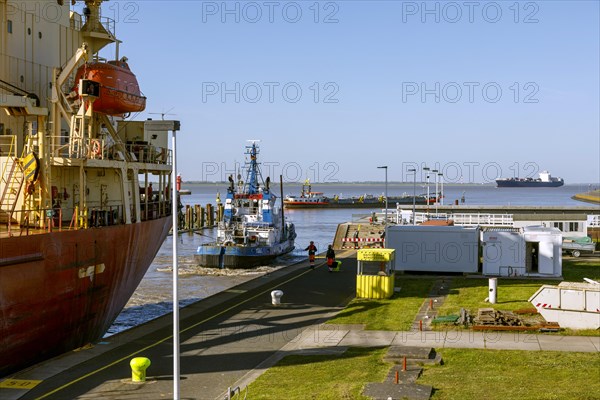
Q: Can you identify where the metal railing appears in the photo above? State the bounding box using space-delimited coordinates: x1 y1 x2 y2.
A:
451 213 514 227
1 202 171 237
224 386 247 400
46 134 171 165
367 210 514 227
0 135 17 158
589 215 600 227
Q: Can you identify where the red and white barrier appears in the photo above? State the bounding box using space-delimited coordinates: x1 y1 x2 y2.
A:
342 237 383 242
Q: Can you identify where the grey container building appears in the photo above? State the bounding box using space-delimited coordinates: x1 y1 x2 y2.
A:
386 225 480 273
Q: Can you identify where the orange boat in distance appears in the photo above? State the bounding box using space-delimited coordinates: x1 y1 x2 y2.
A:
73 58 146 115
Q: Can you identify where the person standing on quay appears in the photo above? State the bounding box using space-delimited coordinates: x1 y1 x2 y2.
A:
304 241 318 269
326 245 336 272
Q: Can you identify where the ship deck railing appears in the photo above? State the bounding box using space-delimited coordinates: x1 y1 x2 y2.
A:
0 202 171 238
70 12 116 38
47 135 171 166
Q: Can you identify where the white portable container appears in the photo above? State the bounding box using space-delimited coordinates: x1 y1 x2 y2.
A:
482 226 562 277
386 225 479 273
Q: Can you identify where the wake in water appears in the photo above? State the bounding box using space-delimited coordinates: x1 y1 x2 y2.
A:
106 253 303 337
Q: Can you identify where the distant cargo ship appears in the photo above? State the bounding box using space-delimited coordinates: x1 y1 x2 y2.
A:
496 171 564 188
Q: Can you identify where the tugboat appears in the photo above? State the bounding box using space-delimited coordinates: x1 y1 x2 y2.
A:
496 171 564 188
195 141 296 268
0 1 173 377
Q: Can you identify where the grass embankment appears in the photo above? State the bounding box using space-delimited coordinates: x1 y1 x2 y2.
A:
236 347 389 400
435 257 600 335
327 276 437 330
418 349 600 400
235 348 600 400
328 258 600 334
234 258 600 399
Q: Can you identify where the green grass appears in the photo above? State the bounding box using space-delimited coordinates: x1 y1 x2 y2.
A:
326 258 599 333
327 276 436 330
420 349 600 400
234 348 600 400
232 347 390 400
437 258 600 321
232 258 600 398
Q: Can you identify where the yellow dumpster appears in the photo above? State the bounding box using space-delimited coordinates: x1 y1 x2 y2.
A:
356 249 395 299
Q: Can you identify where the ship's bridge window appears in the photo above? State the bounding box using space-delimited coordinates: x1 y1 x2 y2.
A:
7 20 12 34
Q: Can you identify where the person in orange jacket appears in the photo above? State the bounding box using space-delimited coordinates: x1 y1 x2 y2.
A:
304 241 317 269
326 245 336 272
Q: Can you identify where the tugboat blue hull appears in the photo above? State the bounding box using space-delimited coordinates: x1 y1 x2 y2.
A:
195 240 295 269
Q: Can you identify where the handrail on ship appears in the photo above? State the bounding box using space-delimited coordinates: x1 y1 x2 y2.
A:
69 11 116 38
46 134 171 165
0 201 172 238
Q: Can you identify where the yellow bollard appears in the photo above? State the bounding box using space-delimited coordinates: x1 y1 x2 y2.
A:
130 357 151 382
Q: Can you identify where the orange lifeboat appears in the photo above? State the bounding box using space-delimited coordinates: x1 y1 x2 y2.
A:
73 59 146 115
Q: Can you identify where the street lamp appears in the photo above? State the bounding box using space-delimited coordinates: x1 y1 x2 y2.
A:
432 169 438 214
145 119 181 399
423 167 430 213
408 168 417 225
438 172 444 206
377 166 388 225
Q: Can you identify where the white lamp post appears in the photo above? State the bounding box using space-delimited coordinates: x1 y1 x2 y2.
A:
145 120 181 400
438 172 444 206
377 166 388 225
423 166 430 213
408 168 417 225
432 169 438 214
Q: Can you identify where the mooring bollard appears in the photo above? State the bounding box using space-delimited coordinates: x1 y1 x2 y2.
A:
271 290 283 305
489 278 497 304
130 357 151 382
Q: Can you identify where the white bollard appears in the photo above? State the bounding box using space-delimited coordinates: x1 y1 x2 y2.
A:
271 290 283 305
489 278 497 304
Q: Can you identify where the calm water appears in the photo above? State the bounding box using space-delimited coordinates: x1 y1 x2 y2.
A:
107 182 596 335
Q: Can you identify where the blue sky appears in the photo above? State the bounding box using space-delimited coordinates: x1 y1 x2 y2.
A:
89 1 598 184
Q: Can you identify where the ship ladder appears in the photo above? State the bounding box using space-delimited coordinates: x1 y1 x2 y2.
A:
0 157 25 224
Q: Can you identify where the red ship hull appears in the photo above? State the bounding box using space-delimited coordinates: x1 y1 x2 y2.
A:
74 61 146 115
0 217 171 377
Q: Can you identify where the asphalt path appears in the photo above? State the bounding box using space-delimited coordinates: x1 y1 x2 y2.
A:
15 255 356 400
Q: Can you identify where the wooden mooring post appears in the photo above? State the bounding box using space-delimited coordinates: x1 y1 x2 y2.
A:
206 203 214 227
180 203 222 231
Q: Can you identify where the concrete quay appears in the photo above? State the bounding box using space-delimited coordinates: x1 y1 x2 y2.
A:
1 253 597 400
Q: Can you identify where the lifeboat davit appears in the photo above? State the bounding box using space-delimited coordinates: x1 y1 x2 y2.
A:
73 59 146 115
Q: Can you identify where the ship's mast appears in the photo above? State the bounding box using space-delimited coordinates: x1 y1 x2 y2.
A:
245 140 262 195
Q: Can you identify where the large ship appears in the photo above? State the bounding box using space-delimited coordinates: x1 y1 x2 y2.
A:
195 142 296 268
496 171 564 188
0 1 174 377
284 180 435 209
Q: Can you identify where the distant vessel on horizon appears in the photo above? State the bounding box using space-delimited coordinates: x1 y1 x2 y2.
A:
496 171 564 188
284 180 436 209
